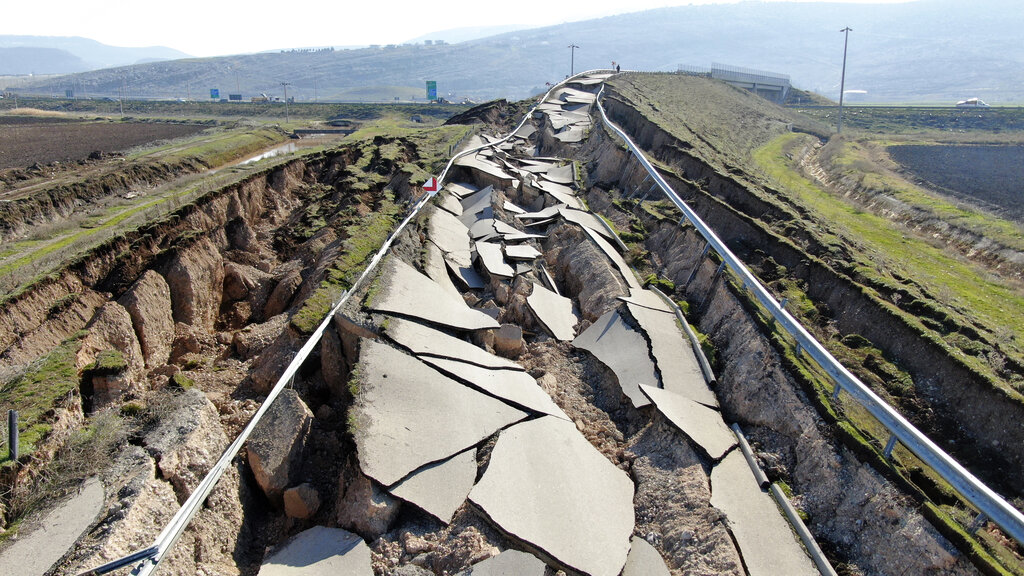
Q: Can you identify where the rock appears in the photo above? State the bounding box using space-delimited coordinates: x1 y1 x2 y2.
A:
250 331 299 393
283 483 321 520
223 261 257 301
145 388 229 503
118 270 175 369
264 268 303 318
336 468 402 540
393 565 434 576
492 323 524 359
79 302 146 408
234 313 289 360
226 216 259 252
320 326 348 399
247 389 313 502
164 237 225 332
168 319 202 360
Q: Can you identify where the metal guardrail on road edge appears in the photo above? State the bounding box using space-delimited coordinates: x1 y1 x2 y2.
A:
595 85 1024 547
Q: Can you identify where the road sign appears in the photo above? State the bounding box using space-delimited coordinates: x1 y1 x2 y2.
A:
210 88 220 99
423 176 439 196
426 81 437 101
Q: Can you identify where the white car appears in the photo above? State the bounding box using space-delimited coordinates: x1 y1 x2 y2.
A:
955 97 990 108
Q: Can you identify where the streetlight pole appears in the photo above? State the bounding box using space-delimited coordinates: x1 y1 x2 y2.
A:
280 82 291 123
568 44 580 77
838 27 852 134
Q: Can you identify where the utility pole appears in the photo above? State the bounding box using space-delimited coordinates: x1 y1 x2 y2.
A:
838 27 852 134
281 82 291 123
568 44 580 77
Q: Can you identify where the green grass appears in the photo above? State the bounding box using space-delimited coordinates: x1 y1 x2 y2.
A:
0 333 84 463
754 132 1024 396
290 194 402 334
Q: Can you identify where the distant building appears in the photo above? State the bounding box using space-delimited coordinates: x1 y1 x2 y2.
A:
956 97 989 108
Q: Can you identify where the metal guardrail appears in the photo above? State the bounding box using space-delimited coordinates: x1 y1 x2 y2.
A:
81 70 607 576
594 85 1024 546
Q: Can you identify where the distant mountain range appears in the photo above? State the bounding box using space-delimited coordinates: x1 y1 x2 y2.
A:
0 36 190 75
3 0 1022 104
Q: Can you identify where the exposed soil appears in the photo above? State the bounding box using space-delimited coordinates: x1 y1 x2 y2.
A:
0 118 206 170
888 144 1024 223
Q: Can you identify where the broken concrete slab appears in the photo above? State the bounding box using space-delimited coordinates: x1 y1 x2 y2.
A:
628 302 717 408
420 355 569 420
503 244 542 261
513 123 537 140
258 526 371 576
553 126 587 143
459 185 495 226
580 225 641 289
446 182 479 199
533 180 585 210
526 282 577 341
469 218 500 239
424 241 464 300
351 339 527 486
543 164 575 185
458 549 547 576
711 450 818 576
623 536 671 576
368 257 498 331
558 207 617 242
514 205 564 221
456 156 517 188
446 259 486 290
389 448 477 524
436 193 464 217
428 208 473 267
619 288 674 313
384 317 523 371
475 241 516 279
572 309 657 408
502 200 526 214
469 416 634 576
639 385 734 460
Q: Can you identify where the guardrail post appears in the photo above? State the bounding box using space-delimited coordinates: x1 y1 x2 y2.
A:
969 512 988 535
883 434 899 459
684 244 711 287
698 261 727 311
7 409 17 462
831 382 842 401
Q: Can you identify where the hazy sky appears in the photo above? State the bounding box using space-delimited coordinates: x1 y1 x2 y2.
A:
3 0 914 57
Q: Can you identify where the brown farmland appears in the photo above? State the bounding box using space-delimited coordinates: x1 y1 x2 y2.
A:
0 117 207 170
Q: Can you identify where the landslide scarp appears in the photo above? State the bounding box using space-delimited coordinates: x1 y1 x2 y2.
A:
0 127 465 574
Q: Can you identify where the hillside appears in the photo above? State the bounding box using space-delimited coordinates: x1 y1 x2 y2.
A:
4 0 1023 103
0 36 190 75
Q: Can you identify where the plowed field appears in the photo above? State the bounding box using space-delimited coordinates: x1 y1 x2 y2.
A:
0 117 205 169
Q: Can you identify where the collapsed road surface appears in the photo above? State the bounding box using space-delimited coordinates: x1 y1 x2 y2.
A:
20 71 1002 576
252 70 820 575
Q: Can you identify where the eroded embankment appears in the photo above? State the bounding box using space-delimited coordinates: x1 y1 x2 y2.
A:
597 86 1024 500
0 135 428 574
554 102 1003 574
